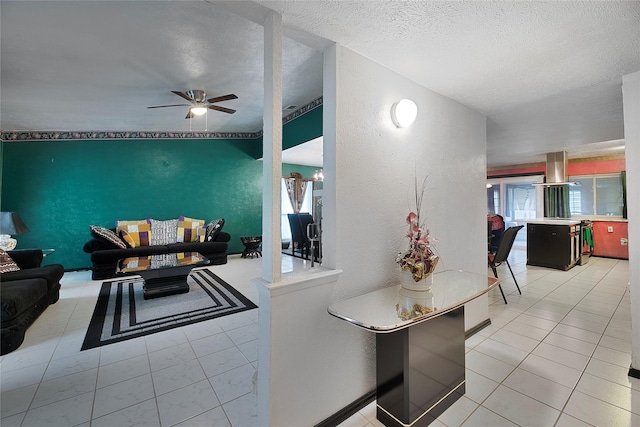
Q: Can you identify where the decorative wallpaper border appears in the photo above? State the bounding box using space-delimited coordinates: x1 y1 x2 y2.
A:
283 96 322 125
0 96 323 142
0 131 261 141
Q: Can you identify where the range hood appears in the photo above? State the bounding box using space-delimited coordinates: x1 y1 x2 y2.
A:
533 151 579 186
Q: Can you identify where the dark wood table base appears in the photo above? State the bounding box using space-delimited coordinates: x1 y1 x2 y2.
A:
376 307 465 427
134 264 199 300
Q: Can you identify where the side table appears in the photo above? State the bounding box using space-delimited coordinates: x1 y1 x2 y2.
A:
240 236 262 258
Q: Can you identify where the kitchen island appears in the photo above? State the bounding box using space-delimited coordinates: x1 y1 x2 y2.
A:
526 218 581 270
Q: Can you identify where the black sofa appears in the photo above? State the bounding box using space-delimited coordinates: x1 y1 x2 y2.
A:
1 249 64 355
84 232 230 280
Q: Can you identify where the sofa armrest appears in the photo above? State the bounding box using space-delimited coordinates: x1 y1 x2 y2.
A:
1 264 64 291
7 250 44 269
214 231 231 243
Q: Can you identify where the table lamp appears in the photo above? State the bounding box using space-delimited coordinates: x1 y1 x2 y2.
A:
0 212 30 251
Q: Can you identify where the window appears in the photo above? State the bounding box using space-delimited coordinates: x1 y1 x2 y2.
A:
486 176 543 224
569 174 624 217
487 185 500 214
281 179 313 242
486 175 544 247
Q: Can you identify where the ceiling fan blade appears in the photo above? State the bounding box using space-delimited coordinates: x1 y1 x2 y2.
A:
148 104 190 109
185 110 194 119
209 105 236 114
206 94 238 104
172 91 195 102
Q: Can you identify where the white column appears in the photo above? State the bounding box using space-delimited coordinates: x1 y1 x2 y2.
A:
624 71 640 372
257 11 282 426
262 12 282 283
321 44 337 269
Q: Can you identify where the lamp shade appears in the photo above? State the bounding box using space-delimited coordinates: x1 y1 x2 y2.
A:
190 106 208 116
0 212 30 235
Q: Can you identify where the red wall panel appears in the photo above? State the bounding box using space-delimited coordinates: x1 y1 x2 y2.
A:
488 158 625 178
591 221 629 259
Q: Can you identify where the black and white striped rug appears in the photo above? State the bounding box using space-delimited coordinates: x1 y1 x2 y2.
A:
81 269 257 351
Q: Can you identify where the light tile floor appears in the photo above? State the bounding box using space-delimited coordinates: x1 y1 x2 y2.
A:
341 248 635 427
0 248 634 426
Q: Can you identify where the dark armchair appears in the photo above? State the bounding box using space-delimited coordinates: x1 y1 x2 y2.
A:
1 249 64 355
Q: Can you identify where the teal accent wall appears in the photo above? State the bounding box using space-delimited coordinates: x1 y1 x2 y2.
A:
1 105 323 270
253 106 323 159
284 106 323 151
2 138 262 269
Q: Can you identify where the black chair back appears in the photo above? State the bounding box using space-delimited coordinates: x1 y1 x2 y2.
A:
493 225 524 264
287 213 314 258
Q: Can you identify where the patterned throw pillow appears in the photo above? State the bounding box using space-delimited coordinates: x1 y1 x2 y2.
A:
176 216 205 243
148 219 179 246
90 225 127 249
116 220 151 248
205 218 225 242
0 249 20 273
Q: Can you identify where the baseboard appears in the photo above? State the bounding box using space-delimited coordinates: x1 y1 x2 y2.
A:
628 367 640 379
465 318 492 339
312 319 489 426
315 390 376 427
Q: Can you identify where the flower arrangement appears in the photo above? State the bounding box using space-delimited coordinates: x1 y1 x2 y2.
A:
395 177 438 283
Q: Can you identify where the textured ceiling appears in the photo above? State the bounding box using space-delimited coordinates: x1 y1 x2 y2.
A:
256 0 639 167
0 1 323 133
1 1 639 168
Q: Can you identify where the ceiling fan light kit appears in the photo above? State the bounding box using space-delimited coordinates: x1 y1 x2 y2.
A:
190 106 208 116
148 90 238 119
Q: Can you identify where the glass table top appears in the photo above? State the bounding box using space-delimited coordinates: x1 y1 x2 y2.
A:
328 270 499 333
116 252 209 274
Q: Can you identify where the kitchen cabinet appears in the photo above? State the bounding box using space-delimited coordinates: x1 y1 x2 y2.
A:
527 219 581 271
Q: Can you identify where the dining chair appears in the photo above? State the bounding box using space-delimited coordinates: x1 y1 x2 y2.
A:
287 213 314 259
488 225 524 304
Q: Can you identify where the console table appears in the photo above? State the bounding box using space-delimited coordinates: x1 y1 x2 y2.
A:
328 270 498 427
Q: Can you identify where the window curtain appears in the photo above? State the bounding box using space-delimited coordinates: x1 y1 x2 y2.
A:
284 172 308 214
622 170 627 219
544 185 570 218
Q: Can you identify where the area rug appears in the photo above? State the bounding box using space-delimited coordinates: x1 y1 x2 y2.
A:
81 269 257 351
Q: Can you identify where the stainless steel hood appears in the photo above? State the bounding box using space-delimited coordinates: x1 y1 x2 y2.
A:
533 151 579 186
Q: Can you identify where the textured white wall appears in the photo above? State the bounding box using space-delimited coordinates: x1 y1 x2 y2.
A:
321 44 488 416
328 44 489 317
259 44 489 425
623 71 640 370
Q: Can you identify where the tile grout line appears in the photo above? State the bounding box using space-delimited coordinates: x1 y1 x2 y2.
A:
471 258 623 426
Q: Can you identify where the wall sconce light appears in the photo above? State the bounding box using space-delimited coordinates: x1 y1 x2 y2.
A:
313 169 324 181
391 99 418 128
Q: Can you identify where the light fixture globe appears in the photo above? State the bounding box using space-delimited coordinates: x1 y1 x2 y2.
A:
391 99 418 128
190 105 208 116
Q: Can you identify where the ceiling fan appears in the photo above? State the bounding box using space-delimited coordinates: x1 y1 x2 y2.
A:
148 90 238 119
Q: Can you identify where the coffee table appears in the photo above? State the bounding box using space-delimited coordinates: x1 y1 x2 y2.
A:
115 252 210 300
